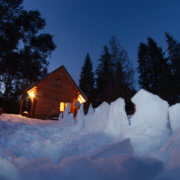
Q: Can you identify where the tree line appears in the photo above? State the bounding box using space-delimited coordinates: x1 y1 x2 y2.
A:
138 33 180 105
79 36 135 113
79 33 180 114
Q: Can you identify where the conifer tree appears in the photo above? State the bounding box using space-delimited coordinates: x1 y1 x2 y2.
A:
165 33 180 103
109 36 134 89
79 53 94 98
109 36 134 100
0 0 56 112
95 37 135 107
79 53 94 112
96 45 114 105
137 38 170 100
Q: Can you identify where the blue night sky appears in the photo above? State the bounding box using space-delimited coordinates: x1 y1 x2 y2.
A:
23 0 180 87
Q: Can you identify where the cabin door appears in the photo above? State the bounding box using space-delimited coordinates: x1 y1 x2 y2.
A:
22 98 31 115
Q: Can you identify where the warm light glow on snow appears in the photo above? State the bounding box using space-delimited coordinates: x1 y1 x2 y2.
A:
77 94 86 104
27 87 37 99
60 102 67 112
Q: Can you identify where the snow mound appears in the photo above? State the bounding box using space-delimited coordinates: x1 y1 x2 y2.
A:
0 114 163 180
169 103 180 134
125 89 170 155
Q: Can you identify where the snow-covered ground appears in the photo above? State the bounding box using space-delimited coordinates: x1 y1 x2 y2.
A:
0 89 180 180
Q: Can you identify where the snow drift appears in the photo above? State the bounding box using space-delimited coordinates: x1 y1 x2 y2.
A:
0 114 163 180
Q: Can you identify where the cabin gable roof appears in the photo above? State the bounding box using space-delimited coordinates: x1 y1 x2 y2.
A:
26 66 87 101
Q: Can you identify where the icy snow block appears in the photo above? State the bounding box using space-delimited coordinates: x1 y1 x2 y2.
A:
106 98 129 136
169 103 180 134
58 103 74 126
87 103 95 115
85 102 109 132
84 104 95 130
76 104 85 129
126 89 170 155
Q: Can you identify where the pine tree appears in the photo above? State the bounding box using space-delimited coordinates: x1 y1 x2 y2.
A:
95 37 135 107
165 33 180 103
79 53 94 98
96 45 114 105
109 36 134 99
79 53 94 113
137 37 170 100
109 36 134 92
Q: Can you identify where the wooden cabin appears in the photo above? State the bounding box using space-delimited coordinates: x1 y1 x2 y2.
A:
20 66 87 119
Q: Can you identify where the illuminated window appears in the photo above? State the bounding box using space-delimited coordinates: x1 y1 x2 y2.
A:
77 94 86 104
56 79 62 87
60 102 67 112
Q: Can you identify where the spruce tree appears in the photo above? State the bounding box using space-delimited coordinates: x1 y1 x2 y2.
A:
96 45 114 105
79 53 94 112
137 38 170 100
79 53 94 98
95 37 135 107
109 36 134 90
165 33 180 103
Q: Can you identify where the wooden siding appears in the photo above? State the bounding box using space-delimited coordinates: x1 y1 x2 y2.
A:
31 67 80 119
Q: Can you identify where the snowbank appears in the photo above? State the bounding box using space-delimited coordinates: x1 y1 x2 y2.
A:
0 157 19 180
0 114 163 180
149 129 180 180
169 103 180 133
125 89 170 155
0 89 180 179
18 154 162 180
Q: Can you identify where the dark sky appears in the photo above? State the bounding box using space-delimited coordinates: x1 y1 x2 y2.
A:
23 0 180 87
